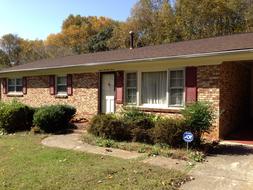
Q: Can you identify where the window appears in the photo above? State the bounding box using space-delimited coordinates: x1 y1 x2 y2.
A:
8 78 23 93
169 70 184 106
125 73 137 105
124 69 185 109
141 71 167 105
56 76 67 95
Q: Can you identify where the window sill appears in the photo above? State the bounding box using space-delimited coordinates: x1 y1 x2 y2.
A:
138 106 183 113
7 93 24 97
55 94 68 99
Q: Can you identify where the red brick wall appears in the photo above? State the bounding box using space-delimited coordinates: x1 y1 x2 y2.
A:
197 65 220 140
1 73 99 119
219 62 251 139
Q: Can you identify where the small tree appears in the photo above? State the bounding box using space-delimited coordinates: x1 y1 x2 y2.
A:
181 101 215 144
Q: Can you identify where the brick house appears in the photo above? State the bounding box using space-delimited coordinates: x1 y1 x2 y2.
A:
1 33 253 140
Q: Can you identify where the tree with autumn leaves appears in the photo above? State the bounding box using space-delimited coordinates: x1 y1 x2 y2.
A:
1 0 253 67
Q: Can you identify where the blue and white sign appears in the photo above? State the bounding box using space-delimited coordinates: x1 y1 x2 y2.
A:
183 132 194 143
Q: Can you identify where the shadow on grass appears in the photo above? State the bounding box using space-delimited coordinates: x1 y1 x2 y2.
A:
53 123 78 135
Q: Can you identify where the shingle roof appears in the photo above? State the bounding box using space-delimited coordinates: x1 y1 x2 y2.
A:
2 32 253 73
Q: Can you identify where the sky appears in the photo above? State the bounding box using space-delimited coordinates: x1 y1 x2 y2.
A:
0 0 137 40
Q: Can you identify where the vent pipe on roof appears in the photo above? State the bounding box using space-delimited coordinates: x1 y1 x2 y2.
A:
129 31 134 50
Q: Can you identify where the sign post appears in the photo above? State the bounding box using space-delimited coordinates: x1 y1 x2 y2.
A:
183 131 194 152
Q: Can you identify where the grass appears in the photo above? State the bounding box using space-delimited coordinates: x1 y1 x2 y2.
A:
0 133 187 190
82 132 205 162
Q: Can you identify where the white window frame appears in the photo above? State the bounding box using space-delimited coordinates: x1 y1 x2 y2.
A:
7 78 23 94
124 72 138 105
168 69 185 107
124 68 185 109
140 71 168 109
56 75 67 95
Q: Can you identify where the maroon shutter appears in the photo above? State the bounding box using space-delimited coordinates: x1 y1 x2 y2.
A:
49 75 55 95
22 77 27 94
116 71 124 104
67 74 73 96
185 67 197 104
98 72 101 114
2 78 7 94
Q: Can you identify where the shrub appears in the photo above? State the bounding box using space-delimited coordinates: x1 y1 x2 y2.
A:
88 103 214 148
33 104 76 133
150 118 187 147
122 107 154 121
96 138 117 148
131 127 152 143
182 102 214 144
88 114 130 141
122 107 155 130
0 100 35 133
60 105 77 121
121 107 157 143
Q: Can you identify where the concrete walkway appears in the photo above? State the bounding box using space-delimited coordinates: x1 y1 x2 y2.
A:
41 133 189 171
181 144 253 190
41 133 142 159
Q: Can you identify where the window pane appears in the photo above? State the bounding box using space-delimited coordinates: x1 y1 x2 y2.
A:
16 78 22 86
127 73 136 80
171 70 183 78
142 71 167 105
170 70 184 87
57 76 67 85
126 73 137 88
56 76 67 94
126 89 137 104
126 73 137 104
170 89 183 105
57 85 67 93
170 78 184 87
16 86 23 92
8 79 15 86
8 86 15 92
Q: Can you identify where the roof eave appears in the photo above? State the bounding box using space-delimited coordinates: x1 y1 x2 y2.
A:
1 48 253 74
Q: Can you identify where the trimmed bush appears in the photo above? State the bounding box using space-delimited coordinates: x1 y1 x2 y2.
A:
60 105 77 121
88 114 131 141
33 105 76 133
0 100 35 133
151 118 188 147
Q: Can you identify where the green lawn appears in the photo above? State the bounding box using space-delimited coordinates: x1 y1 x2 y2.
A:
0 134 186 190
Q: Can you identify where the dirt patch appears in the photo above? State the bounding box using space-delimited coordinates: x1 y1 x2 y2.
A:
142 156 189 171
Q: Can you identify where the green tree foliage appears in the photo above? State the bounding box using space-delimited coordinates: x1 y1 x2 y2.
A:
19 39 48 64
88 27 114 52
0 34 22 65
0 49 10 66
128 0 159 46
155 0 179 43
245 0 253 31
175 0 252 40
46 15 119 54
0 34 74 66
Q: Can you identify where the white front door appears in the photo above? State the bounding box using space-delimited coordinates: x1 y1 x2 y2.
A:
101 73 115 114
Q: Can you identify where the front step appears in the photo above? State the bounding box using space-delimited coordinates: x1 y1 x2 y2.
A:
220 140 253 147
73 129 85 134
71 122 89 134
